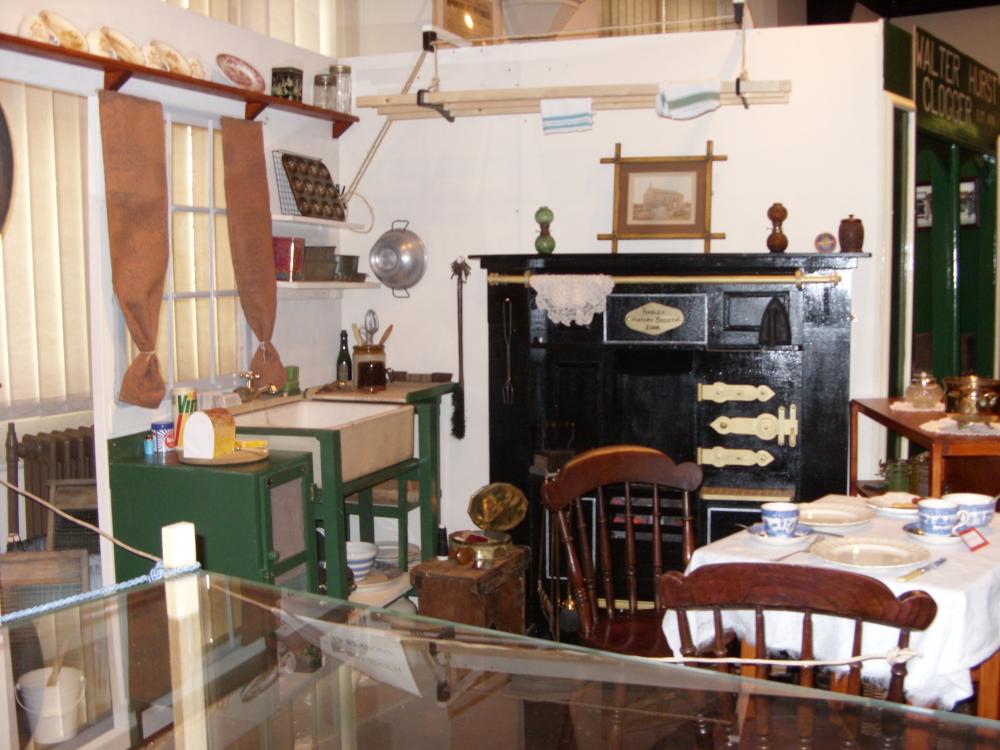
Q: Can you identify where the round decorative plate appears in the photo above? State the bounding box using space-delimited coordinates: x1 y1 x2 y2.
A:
468 482 528 531
179 449 269 465
39 11 87 51
216 53 265 93
903 522 964 546
798 502 874 530
152 40 191 77
101 26 143 65
811 536 929 572
865 492 920 518
745 523 815 546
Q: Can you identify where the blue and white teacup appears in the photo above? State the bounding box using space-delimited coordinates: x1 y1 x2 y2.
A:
761 502 799 538
943 493 997 528
917 498 969 536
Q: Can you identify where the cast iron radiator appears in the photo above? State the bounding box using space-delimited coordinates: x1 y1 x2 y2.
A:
5 423 95 541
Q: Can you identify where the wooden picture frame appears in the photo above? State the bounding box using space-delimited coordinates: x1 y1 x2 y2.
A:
915 183 932 230
959 178 979 227
598 142 726 253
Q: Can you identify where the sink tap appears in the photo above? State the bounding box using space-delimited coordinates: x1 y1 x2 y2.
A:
235 371 280 402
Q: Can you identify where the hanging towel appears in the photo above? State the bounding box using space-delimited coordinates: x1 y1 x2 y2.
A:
529 274 614 326
540 98 592 134
656 80 721 120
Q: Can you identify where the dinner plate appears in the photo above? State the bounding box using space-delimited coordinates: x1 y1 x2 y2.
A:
39 11 87 52
102 26 144 66
811 536 929 573
216 53 266 93
866 492 920 518
798 502 874 530
903 522 964 546
745 523 815 546
86 30 113 58
152 40 192 77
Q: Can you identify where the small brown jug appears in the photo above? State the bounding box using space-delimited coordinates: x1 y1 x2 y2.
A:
838 215 864 252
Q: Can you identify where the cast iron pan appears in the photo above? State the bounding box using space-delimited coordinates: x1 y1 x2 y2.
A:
0 103 12 235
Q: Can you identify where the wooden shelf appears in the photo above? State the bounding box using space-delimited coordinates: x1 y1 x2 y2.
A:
277 280 377 291
0 32 358 138
271 214 366 231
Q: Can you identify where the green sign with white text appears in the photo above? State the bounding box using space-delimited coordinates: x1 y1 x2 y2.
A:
914 27 999 151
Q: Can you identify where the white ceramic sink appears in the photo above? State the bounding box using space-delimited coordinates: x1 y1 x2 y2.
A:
234 400 414 482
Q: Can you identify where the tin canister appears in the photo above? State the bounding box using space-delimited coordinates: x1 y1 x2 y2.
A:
151 421 173 454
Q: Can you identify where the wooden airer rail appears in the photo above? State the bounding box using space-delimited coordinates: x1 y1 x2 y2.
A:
358 80 790 121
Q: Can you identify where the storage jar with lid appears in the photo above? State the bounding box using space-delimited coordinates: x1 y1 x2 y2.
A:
904 371 943 408
353 344 386 392
313 73 335 109
329 64 352 113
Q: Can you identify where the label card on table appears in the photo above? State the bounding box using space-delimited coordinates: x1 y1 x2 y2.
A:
959 527 989 551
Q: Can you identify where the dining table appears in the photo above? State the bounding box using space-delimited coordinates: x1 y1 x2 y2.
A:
662 494 1000 713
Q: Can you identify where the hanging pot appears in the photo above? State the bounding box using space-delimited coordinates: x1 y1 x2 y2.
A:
369 220 427 298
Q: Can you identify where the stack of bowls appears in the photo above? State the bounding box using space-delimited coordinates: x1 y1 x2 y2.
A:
345 541 377 583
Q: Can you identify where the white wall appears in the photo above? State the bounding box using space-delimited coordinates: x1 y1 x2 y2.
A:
338 22 890 535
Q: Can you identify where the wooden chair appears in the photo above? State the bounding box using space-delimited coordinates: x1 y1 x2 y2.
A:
658 563 938 748
541 444 703 657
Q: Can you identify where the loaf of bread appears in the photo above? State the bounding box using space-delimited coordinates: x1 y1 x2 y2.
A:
182 409 236 459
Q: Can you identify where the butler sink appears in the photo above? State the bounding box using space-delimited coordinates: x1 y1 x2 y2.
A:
234 400 414 482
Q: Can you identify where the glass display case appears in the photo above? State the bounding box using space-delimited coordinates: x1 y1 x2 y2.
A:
2 571 999 748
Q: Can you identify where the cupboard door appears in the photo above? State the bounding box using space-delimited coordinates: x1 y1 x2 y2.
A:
695 349 804 498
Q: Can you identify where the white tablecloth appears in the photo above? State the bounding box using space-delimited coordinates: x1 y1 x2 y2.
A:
662 496 1000 708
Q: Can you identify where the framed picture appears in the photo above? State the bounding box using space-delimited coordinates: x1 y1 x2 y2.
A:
959 179 979 227
915 183 932 230
598 142 727 253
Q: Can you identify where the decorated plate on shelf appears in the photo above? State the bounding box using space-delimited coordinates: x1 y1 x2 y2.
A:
798 502 874 530
216 53 265 92
151 40 191 76
744 523 815 546
101 27 143 65
811 536 929 574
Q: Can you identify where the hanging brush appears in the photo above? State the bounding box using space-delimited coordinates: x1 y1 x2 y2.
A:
451 257 471 439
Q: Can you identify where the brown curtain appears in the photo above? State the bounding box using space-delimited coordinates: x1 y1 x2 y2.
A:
220 118 285 389
98 91 169 408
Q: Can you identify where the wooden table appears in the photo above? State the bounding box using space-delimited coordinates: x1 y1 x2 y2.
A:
850 397 1000 498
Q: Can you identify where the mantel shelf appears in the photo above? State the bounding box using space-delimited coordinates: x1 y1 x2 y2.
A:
0 32 358 138
271 214 366 231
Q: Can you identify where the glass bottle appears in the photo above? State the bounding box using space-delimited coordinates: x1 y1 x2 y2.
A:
904 371 943 408
336 330 352 386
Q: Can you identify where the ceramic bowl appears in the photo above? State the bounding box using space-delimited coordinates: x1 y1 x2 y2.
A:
345 541 377 582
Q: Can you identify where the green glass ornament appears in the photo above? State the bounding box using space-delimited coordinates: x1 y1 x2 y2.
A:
534 206 555 255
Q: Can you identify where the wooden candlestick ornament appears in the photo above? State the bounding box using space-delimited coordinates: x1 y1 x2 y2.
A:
766 202 788 254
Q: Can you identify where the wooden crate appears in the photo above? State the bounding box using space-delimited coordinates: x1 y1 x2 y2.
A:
410 546 528 634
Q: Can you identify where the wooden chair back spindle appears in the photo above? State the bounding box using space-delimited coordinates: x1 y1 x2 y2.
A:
542 445 703 657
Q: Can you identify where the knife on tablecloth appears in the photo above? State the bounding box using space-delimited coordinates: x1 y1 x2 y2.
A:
898 557 946 582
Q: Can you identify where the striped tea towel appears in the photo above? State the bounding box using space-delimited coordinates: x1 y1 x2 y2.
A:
656 80 721 120
540 98 593 134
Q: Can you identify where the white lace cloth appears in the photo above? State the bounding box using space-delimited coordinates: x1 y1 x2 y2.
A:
529 274 614 326
920 417 1000 436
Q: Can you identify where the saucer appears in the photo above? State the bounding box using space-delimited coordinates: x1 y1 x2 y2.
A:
903 522 964 545
746 523 815 546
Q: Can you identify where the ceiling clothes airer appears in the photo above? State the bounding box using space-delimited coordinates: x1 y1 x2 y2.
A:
451 257 471 439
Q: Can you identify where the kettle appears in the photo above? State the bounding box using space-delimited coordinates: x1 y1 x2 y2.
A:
369 220 427 298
